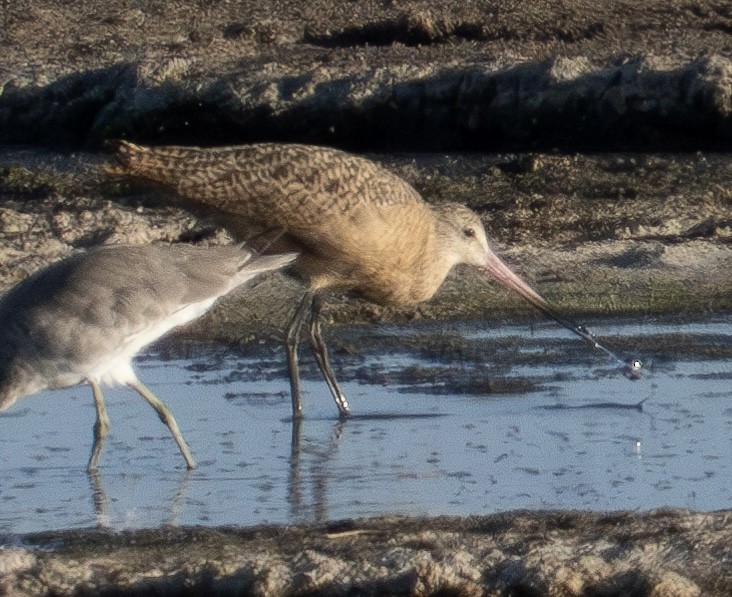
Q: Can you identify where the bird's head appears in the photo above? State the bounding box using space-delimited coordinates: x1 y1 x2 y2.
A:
434 202 549 312
434 203 636 373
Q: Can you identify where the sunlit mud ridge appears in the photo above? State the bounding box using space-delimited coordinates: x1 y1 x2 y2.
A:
3 510 730 596
1 1 732 150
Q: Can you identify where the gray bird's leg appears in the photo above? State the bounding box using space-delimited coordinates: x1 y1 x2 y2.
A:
87 380 111 471
128 380 196 469
285 290 315 419
308 295 350 418
87 468 109 527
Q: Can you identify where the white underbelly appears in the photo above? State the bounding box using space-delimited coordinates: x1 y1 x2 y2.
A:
87 297 218 386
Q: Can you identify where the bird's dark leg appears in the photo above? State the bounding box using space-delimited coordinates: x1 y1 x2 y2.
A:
87 381 111 471
129 379 196 469
285 290 314 419
308 295 350 418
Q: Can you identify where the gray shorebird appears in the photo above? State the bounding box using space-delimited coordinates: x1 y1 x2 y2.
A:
0 243 296 470
106 142 574 418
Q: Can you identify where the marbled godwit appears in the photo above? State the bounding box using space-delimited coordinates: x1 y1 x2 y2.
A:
107 142 638 418
0 244 296 470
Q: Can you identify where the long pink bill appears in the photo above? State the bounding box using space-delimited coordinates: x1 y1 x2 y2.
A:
482 251 642 380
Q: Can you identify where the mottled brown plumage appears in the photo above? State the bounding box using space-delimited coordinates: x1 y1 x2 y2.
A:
108 143 471 304
107 142 550 418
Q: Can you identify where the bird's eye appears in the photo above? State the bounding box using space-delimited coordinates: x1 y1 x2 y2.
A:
462 227 476 238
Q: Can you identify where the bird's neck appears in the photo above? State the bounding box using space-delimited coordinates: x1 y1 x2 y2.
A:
432 216 465 270
397 218 462 304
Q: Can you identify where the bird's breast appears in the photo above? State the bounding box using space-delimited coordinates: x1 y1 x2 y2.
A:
300 238 453 306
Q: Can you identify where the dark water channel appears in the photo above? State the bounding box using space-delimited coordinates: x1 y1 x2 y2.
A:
1 314 731 534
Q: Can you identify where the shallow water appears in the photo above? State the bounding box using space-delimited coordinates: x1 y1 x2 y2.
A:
1 314 731 534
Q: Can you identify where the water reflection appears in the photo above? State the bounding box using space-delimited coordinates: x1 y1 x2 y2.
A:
87 467 194 529
82 414 346 528
87 470 107 526
287 417 342 523
0 315 730 534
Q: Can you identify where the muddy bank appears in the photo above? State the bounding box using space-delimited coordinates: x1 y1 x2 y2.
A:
2 509 730 596
1 1 732 150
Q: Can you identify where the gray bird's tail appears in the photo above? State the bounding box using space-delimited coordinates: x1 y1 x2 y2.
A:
241 252 298 276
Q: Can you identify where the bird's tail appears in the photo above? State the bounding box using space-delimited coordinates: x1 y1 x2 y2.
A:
103 139 150 177
242 252 298 276
103 140 182 184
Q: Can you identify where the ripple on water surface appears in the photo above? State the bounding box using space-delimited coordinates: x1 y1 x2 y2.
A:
0 314 731 533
